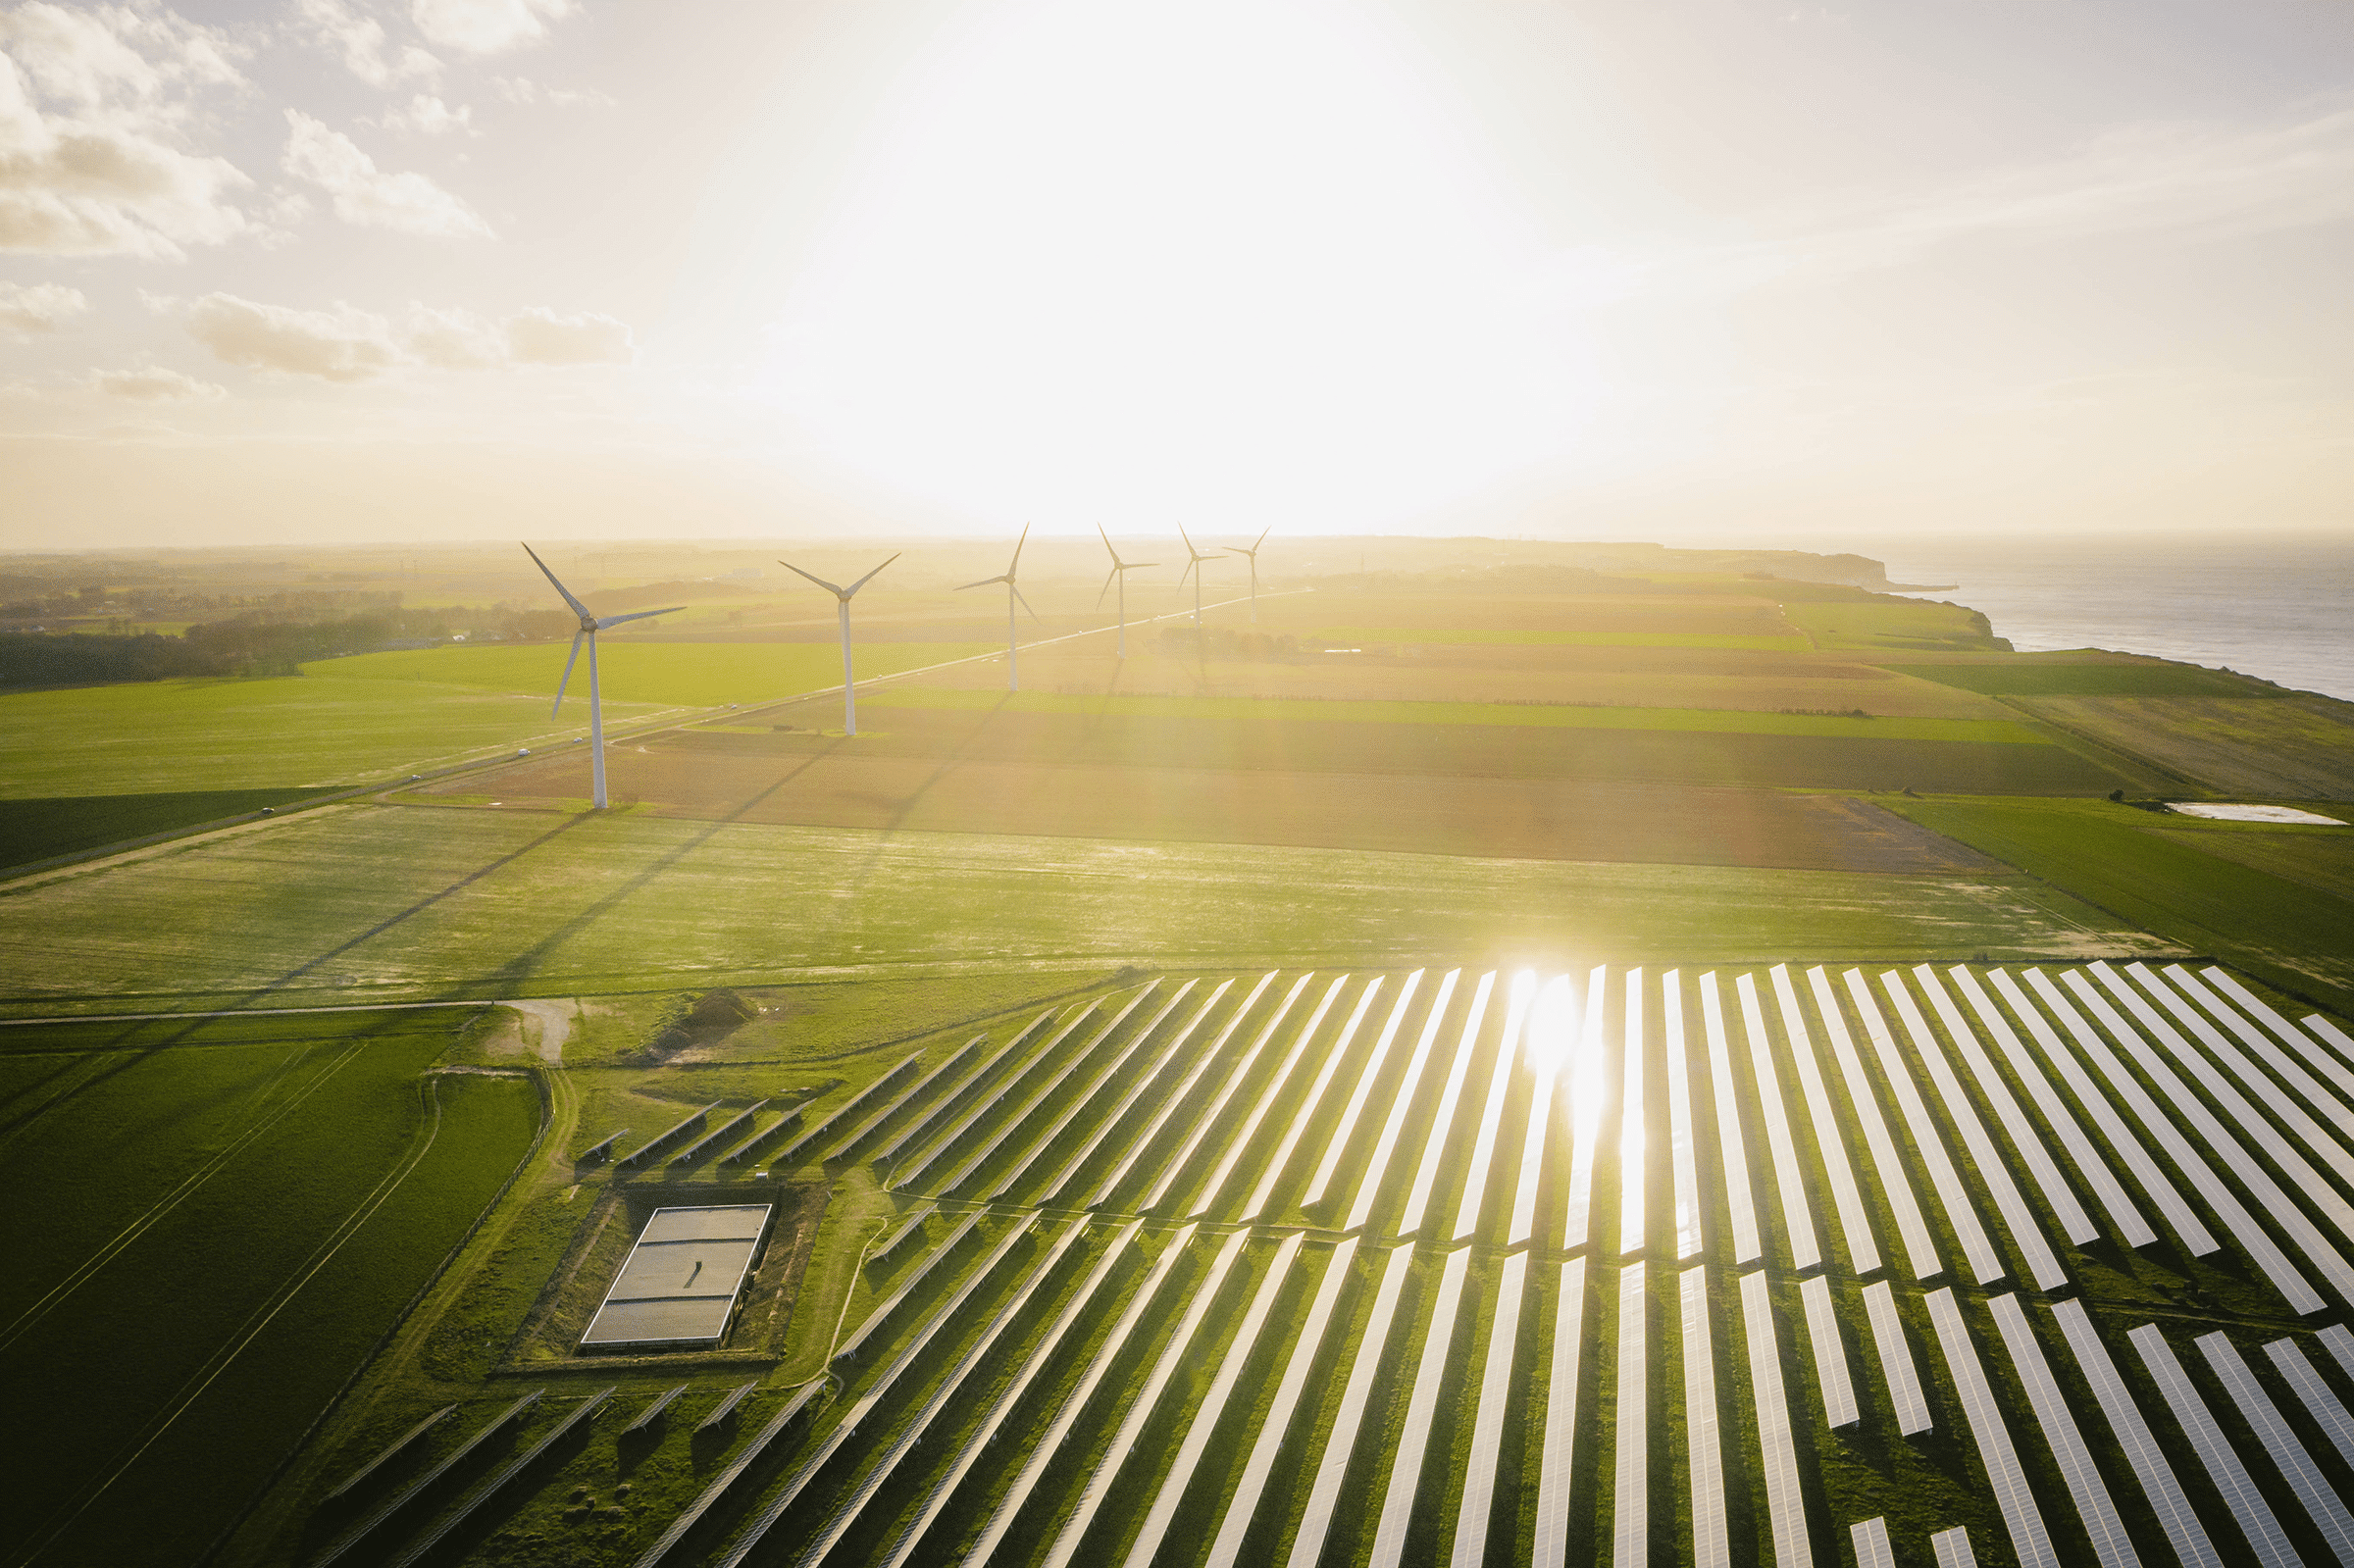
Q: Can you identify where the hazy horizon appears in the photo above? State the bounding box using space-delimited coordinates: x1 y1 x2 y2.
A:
5 0 2353 548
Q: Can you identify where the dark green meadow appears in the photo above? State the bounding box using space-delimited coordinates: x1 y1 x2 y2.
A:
0 1010 541 1567
0 787 346 873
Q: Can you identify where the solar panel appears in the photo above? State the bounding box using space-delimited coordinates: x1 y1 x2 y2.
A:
1925 1287 2058 1568
1507 976 1570 1248
2196 1332 2354 1565
1288 1244 1420 1568
1850 1518 1894 1568
2321 1324 2354 1382
1034 981 1228 1203
323 1404 457 1502
1864 1281 1929 1436
312 1391 544 1568
960 985 1178 1200
1530 1257 1589 1568
1919 967 2108 1246
1808 967 1939 1280
1454 973 1538 1242
1207 1237 1363 1567
1986 969 2209 1253
867 1204 935 1267
620 1102 720 1168
2309 1013 2354 1061
892 999 1105 1188
2265 1340 2354 1472
1397 974 1498 1238
872 1009 1057 1167
1737 972 1817 1271
1141 974 1314 1212
1986 1293 2135 1568
387 1388 615 1568
1801 1277 1857 1430
619 1387 685 1438
692 1382 755 1435
1451 1251 1530 1568
2052 969 2338 1310
1844 972 2002 1286
832 1209 983 1364
1368 1246 1474 1568
827 1037 982 1164
1930 1527 1977 1568
2195 967 2354 1084
1305 970 1425 1209
1770 964 1878 1274
1878 973 2066 1289
1612 1262 1648 1568
1699 975 1761 1266
1346 970 1461 1233
2050 1299 2223 1568
1092 974 1276 1210
1124 1234 1306 1568
1187 975 1351 1219
776 1050 925 1166
631 1381 823 1568
2163 964 2354 1112
1039 1229 1255 1568
1558 970 1611 1252
879 1221 1144 1568
1663 972 1704 1261
1620 969 1647 1256
2129 1324 2299 1568
1244 977 1387 1221
1682 1266 1729 1568
1738 1270 1815 1568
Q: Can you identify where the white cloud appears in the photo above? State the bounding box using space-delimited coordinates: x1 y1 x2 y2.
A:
292 0 436 88
91 362 225 399
280 109 491 237
506 306 630 364
0 3 253 257
179 291 632 379
490 74 608 108
0 278 87 334
184 291 402 380
379 92 472 136
410 0 570 56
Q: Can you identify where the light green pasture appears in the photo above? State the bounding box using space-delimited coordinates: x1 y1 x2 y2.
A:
1317 627 1811 650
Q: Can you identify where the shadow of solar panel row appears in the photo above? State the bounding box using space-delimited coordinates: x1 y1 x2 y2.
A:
572 1128 628 1169
670 1100 768 1168
868 1011 1059 1169
385 1388 615 1568
618 1103 720 1169
307 1391 542 1568
621 1385 688 1438
321 1404 454 1503
765 1053 925 1170
717 1106 802 1167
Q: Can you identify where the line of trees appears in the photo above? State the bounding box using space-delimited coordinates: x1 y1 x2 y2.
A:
0 604 582 689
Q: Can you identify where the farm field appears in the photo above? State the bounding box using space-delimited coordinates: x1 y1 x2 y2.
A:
225 959 2354 1568
2009 693 2354 798
1886 659 2282 698
0 802 2163 1014
0 785 347 873
327 642 996 711
0 1008 541 1567
446 750 2006 872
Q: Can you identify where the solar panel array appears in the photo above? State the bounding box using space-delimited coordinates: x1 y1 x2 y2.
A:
337 960 2354 1568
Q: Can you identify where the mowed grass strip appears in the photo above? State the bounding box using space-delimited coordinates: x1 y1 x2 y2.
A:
0 786 346 872
0 1010 538 1568
861 686 2051 744
1317 628 1812 651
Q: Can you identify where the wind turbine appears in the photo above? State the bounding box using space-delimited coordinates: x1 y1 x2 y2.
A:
1175 525 1223 628
1096 526 1156 659
956 526 1040 691
1228 528 1270 624
523 543 683 810
778 552 899 734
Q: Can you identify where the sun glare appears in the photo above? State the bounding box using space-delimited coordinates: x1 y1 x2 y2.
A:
755 0 1598 529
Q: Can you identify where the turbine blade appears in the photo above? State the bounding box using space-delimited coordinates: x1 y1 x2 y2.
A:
1007 523 1030 579
522 542 592 620
595 605 685 630
1098 523 1123 569
954 575 1006 592
1177 521 1197 557
779 559 846 596
844 551 900 596
1253 527 1270 552
1097 566 1117 609
1012 582 1043 625
552 630 584 716
1177 558 1195 588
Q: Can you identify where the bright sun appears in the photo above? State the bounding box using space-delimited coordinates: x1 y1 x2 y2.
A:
754 0 1599 530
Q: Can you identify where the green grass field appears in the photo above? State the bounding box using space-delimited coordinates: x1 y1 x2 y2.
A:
1784 599 2003 651
0 1009 540 1566
0 804 2170 1013
1315 628 1812 651
0 786 348 872
1886 660 2274 697
862 685 2052 744
326 640 995 710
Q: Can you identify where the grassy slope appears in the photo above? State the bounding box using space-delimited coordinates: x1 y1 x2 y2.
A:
864 684 2051 743
1316 627 1813 651
1888 795 2354 1013
0 805 2168 1012
0 1011 539 1567
1887 661 2275 697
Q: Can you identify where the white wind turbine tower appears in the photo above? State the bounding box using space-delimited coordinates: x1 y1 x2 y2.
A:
1176 525 1223 628
1096 526 1157 659
778 552 899 734
523 543 684 810
1228 528 1270 624
956 526 1040 691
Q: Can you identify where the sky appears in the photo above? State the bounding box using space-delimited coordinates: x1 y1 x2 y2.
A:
2 0 2351 547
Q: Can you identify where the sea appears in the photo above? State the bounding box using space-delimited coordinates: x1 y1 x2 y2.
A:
1858 533 2354 702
